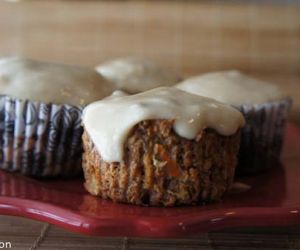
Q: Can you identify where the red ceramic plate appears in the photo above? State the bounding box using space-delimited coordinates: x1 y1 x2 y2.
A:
0 123 299 238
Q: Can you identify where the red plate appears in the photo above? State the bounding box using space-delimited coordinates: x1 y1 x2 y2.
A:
0 123 299 238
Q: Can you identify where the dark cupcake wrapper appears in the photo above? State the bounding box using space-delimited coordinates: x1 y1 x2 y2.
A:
237 97 292 175
0 95 83 177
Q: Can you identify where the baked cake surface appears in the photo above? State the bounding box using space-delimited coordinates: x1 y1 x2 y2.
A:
82 120 241 206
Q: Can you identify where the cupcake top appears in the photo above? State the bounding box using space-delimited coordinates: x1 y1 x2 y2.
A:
83 87 245 162
0 57 115 106
96 57 181 94
176 70 284 106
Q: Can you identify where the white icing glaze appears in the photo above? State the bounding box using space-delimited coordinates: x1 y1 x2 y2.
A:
109 90 129 98
83 87 245 163
176 70 284 106
0 57 115 106
96 57 181 94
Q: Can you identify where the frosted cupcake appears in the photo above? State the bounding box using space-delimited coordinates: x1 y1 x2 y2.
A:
82 87 245 206
176 70 292 175
96 57 181 94
0 57 115 177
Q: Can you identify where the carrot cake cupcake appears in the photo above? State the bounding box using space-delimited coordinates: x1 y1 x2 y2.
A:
95 57 181 94
82 87 245 206
176 70 292 175
0 56 115 177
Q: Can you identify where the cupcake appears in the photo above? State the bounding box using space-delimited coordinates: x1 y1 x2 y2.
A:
0 57 115 177
176 70 292 175
82 87 245 206
95 57 181 94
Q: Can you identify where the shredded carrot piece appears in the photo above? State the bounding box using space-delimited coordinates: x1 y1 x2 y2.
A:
156 144 181 177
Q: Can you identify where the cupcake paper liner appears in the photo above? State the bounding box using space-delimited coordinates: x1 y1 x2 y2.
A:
0 95 83 177
237 97 292 175
0 92 291 177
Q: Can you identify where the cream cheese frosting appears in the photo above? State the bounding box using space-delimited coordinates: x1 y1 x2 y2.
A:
176 70 284 106
0 57 115 106
82 87 245 163
96 57 181 94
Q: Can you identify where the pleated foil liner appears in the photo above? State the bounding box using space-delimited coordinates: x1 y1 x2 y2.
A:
0 95 83 177
237 97 292 175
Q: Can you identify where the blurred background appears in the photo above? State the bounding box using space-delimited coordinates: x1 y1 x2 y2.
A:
0 0 299 121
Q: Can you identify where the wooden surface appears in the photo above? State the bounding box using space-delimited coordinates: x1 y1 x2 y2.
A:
0 1 300 249
1 215 300 250
1 1 299 73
